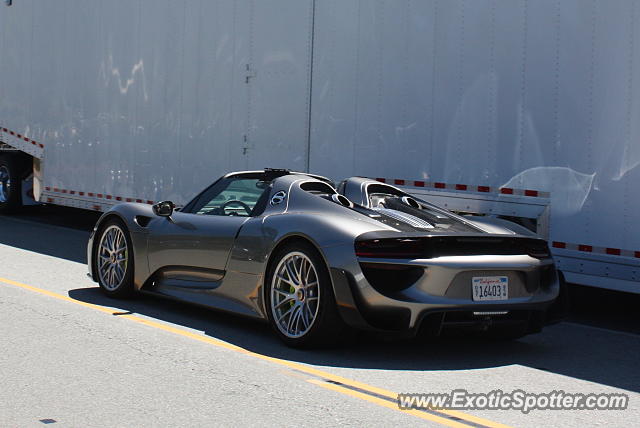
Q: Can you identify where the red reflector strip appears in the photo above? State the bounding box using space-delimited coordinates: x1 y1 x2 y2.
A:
552 241 566 249
368 177 548 197
606 248 621 255
42 188 149 207
578 245 593 252
0 127 44 147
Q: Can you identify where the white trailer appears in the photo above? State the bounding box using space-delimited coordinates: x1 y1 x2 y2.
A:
0 0 638 293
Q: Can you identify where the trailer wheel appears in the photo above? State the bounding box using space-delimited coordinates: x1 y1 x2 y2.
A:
0 153 29 214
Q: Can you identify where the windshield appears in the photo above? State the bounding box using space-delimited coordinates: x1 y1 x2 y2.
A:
188 177 270 217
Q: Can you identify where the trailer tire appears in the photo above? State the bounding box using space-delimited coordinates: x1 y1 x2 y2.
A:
0 153 30 214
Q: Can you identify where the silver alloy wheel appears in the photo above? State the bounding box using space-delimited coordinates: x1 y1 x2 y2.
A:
97 225 129 291
270 251 320 338
0 165 11 203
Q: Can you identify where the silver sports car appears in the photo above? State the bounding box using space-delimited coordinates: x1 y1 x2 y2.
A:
87 169 564 347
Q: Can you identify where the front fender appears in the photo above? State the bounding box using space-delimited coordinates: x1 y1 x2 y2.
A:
87 203 154 289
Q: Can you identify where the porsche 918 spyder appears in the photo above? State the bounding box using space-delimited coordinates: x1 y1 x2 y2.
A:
87 169 563 347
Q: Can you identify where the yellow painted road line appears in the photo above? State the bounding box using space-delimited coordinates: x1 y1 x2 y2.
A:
1 276 512 428
307 378 470 428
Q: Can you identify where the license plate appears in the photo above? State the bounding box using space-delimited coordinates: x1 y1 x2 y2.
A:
472 276 509 301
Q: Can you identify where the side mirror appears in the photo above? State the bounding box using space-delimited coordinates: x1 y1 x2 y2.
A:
152 200 175 217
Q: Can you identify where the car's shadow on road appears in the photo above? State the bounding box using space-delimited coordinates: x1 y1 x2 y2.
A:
3 208 638 393
69 286 640 393
0 206 100 264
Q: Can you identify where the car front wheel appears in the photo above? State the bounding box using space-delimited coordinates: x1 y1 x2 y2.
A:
94 219 135 298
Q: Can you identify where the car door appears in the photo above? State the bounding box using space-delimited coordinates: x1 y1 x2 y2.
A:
146 175 268 289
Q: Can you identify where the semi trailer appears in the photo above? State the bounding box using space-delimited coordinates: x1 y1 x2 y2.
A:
0 0 638 293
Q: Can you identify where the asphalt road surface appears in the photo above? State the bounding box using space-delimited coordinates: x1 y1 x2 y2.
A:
1 206 638 427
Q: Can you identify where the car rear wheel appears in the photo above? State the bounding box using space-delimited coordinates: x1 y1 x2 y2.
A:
95 219 135 298
266 242 345 348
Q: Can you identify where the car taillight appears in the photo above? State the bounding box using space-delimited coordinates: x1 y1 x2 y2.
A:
355 238 425 259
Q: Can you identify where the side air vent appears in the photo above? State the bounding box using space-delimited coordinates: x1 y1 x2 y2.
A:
134 215 152 228
331 194 354 208
401 196 421 209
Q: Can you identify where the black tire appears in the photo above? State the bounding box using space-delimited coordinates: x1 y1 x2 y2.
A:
265 241 346 348
93 218 135 298
0 153 30 214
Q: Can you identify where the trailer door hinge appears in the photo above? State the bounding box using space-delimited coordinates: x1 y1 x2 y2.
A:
245 64 257 84
242 135 249 155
